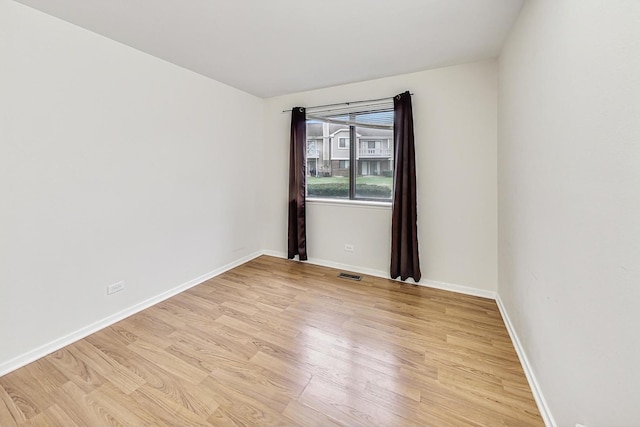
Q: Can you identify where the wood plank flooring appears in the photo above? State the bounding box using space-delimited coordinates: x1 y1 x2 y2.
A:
0 256 544 426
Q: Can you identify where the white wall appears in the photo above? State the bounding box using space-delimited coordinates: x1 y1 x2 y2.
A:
263 61 498 294
498 0 640 425
0 0 263 371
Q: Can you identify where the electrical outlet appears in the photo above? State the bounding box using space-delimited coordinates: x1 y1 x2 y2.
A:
107 281 125 295
344 244 354 252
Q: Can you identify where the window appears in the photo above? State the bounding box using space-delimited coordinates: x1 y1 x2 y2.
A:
306 139 319 158
306 103 394 201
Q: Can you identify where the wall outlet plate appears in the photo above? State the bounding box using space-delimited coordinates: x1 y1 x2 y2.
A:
107 281 125 295
344 244 354 252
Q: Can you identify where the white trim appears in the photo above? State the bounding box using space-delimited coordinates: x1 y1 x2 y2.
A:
261 250 496 300
306 198 391 210
416 276 496 299
0 251 263 377
495 294 556 427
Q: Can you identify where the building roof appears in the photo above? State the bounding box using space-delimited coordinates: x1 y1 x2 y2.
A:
307 123 391 139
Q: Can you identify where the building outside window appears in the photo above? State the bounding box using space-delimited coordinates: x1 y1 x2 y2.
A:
305 104 394 201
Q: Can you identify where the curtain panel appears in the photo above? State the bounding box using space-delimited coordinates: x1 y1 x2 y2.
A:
287 107 308 260
390 91 421 281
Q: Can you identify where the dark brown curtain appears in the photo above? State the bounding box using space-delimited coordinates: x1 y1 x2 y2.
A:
391 91 421 281
287 107 308 260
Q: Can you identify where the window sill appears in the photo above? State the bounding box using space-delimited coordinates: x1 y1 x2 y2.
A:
306 198 392 210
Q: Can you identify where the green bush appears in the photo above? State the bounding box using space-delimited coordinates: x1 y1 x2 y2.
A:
381 170 393 177
307 182 391 198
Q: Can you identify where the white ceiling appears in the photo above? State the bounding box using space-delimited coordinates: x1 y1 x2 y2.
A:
14 0 525 98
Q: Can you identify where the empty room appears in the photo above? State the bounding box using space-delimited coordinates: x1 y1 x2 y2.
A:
1 0 638 426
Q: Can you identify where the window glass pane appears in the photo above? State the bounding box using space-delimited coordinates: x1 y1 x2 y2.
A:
355 126 393 200
354 110 394 126
306 120 349 199
306 108 393 201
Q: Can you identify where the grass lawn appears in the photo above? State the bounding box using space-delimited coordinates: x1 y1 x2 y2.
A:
307 175 392 189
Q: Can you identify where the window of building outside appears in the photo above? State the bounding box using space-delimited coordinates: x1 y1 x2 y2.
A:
305 103 394 202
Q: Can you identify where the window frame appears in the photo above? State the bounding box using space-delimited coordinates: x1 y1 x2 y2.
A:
306 107 394 203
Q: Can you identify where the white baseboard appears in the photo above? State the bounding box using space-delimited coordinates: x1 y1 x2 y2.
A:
0 251 263 377
495 295 556 427
260 250 496 300
415 277 496 299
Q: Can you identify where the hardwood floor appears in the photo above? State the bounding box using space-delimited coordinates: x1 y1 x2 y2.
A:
0 256 543 426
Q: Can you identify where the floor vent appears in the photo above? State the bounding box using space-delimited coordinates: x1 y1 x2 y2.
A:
338 272 362 281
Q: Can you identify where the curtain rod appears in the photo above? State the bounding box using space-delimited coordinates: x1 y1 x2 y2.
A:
281 93 413 113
